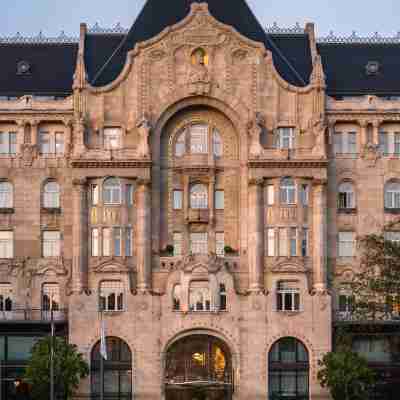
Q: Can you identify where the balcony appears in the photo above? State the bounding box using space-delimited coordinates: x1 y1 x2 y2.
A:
0 308 68 323
334 310 400 324
187 208 210 223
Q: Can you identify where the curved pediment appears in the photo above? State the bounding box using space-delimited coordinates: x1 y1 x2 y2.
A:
92 260 132 274
175 254 224 274
270 260 310 274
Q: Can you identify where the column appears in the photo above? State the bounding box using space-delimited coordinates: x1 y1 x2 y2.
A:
73 118 86 156
372 119 381 145
359 120 368 147
30 120 39 146
248 178 265 292
16 120 26 153
63 119 72 154
136 179 152 292
312 181 327 292
72 178 88 293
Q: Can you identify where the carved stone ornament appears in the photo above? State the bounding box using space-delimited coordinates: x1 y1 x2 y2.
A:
361 142 381 166
187 49 211 95
247 112 265 157
174 253 225 274
92 259 132 274
270 260 309 274
311 117 327 158
136 115 152 158
19 144 38 167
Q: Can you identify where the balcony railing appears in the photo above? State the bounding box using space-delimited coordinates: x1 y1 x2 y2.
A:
188 208 210 223
334 310 400 323
0 308 68 322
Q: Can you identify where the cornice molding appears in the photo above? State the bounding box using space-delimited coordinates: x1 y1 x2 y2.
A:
248 160 328 169
70 159 152 169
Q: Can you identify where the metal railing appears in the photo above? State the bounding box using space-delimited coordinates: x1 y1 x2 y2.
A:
334 310 400 323
0 308 67 322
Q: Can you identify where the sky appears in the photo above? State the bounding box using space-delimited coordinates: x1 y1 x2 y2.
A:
1 0 400 38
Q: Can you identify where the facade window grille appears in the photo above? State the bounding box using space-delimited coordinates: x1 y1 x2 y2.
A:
190 232 208 255
385 182 400 209
338 231 356 257
216 232 224 256
279 228 288 257
219 284 227 311
125 228 132 257
338 182 355 209
103 178 121 205
301 228 308 257
0 283 13 313
173 190 183 210
280 178 296 205
267 228 275 257
289 228 297 257
43 231 61 257
277 281 300 312
190 124 208 154
215 190 224 210
379 131 389 155
173 233 182 256
278 127 294 149
267 185 275 206
103 128 121 150
0 132 17 155
0 182 13 208
0 231 13 259
190 184 208 209
213 129 223 157
99 281 124 312
43 181 60 208
189 281 211 311
92 228 99 257
173 284 181 311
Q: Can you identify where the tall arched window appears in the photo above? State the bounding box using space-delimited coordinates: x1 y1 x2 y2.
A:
280 178 296 205
103 178 121 205
43 181 60 208
268 337 309 400
190 184 208 209
338 182 355 209
0 182 13 208
91 337 132 400
385 181 400 209
175 130 186 157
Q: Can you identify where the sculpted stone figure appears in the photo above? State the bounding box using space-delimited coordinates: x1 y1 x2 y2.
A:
187 48 211 95
311 117 327 158
137 116 152 158
247 112 264 157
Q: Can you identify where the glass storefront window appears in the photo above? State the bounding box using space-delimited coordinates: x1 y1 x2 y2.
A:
8 336 38 361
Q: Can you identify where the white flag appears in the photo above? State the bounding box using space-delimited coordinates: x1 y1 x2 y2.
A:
100 316 107 360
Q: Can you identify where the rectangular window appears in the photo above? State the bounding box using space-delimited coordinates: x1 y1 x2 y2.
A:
113 228 122 257
173 190 183 210
43 231 61 257
0 132 17 155
0 283 13 313
0 231 13 259
347 132 357 154
39 131 51 154
279 228 288 257
290 228 297 257
334 132 343 154
277 281 300 312
190 232 208 255
126 184 134 206
55 133 64 154
395 133 400 156
173 233 182 256
103 228 111 257
103 128 121 150
125 228 132 257
278 128 294 149
91 185 99 206
215 190 224 210
9 133 17 155
300 184 309 206
267 228 275 257
267 185 275 206
301 228 308 257
338 231 356 257
190 124 208 153
92 229 99 257
99 281 124 312
385 231 400 244
379 132 389 155
216 232 224 256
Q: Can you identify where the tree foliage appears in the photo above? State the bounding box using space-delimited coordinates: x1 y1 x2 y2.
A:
25 336 89 400
317 350 376 400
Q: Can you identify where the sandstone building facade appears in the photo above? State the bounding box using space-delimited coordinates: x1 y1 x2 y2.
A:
0 0 399 399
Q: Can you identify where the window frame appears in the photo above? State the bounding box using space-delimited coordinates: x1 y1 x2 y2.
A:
43 181 61 209
103 127 122 150
0 182 13 208
99 281 125 312
190 184 208 210
42 231 61 258
280 178 296 205
0 231 13 259
276 281 301 312
103 178 122 205
338 231 356 257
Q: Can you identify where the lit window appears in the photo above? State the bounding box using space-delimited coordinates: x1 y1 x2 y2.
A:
126 184 134 206
189 281 211 311
39 131 51 154
173 233 182 256
220 284 227 311
278 128 295 149
190 184 208 209
267 185 275 206
0 231 13 259
279 228 288 257
103 128 121 150
300 184 309 206
43 181 60 208
102 228 111 257
173 284 181 311
267 228 275 257
190 232 208 255
301 228 308 257
190 124 208 154
213 129 223 157
55 133 64 154
0 132 17 155
338 182 355 209
0 283 13 313
103 178 121 205
114 228 122 257
173 190 183 210
92 228 99 257
0 182 13 208
280 178 296 205
43 231 61 257
385 182 400 209
338 231 356 257
99 281 124 312
91 185 99 206
379 131 389 155
215 190 224 210
125 228 132 257
289 228 297 257
216 232 224 256
277 281 300 312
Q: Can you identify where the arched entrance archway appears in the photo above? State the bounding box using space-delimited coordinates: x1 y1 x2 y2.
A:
165 334 233 400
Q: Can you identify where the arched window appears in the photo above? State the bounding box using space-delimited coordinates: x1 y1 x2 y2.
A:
0 182 13 208
42 283 61 320
103 178 121 205
189 124 208 154
190 184 208 209
213 129 223 157
91 337 132 400
385 181 400 209
189 281 211 311
175 129 186 157
338 182 355 209
99 281 124 312
269 337 309 400
43 181 60 208
280 178 296 205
